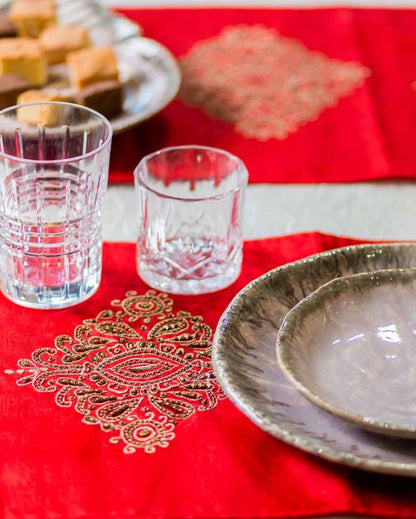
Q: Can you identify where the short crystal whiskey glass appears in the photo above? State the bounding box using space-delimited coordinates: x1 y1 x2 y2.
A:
135 145 248 295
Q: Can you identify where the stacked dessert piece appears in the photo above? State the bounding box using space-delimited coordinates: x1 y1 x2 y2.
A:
0 0 123 124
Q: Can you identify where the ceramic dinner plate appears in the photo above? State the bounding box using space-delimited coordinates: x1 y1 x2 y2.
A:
0 1 181 134
278 268 416 439
213 243 416 477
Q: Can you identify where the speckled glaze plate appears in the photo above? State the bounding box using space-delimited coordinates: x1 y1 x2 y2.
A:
278 268 416 439
213 243 416 477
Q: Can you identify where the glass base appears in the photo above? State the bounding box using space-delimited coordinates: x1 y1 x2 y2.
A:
0 276 101 310
137 260 242 295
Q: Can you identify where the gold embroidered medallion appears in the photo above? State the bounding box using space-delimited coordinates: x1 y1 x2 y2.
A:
6 290 225 453
180 25 370 141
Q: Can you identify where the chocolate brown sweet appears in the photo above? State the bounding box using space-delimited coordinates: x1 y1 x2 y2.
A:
0 73 31 109
0 15 17 38
74 80 123 119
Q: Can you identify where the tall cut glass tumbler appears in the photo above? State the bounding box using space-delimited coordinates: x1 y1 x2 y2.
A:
0 102 112 309
135 146 248 295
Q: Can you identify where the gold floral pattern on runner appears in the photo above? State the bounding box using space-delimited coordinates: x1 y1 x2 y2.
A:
180 25 370 141
5 290 225 454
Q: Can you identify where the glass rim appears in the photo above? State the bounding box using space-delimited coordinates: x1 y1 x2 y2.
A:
0 101 113 166
134 145 248 202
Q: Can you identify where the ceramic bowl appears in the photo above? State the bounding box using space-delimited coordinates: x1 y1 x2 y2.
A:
213 243 416 476
278 268 416 438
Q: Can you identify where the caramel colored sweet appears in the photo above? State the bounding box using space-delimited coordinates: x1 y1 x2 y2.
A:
67 46 119 91
0 38 47 86
75 80 123 119
0 15 17 38
17 89 71 125
10 0 56 38
18 88 71 103
0 73 31 109
40 25 90 65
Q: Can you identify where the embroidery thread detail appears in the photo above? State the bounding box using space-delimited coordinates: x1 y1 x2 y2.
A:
6 290 225 454
180 24 370 141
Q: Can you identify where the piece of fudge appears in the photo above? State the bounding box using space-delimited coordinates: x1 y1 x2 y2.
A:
67 46 119 91
75 80 123 119
0 15 17 38
10 0 56 38
0 38 47 86
17 89 71 125
39 25 90 65
0 73 31 109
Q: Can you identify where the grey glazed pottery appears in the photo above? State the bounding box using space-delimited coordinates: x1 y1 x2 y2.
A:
212 243 416 477
278 268 416 439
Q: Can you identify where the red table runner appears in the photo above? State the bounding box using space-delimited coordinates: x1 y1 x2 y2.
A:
3 233 416 518
110 8 416 184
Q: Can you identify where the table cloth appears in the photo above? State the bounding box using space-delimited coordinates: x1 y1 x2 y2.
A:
3 233 416 518
110 8 416 184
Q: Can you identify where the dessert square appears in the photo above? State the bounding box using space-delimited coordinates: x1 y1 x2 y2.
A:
0 73 31 109
20 87 73 103
67 46 119 91
75 80 123 119
39 25 90 65
17 89 71 125
10 0 56 38
0 38 47 86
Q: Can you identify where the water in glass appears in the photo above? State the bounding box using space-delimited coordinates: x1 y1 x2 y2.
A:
0 103 112 308
135 146 247 295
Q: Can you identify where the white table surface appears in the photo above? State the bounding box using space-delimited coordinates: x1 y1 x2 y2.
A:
103 2 409 517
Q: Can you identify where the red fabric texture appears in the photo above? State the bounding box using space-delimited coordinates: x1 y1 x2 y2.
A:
2 233 416 518
110 8 416 184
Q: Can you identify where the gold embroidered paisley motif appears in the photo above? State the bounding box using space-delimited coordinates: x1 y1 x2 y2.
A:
6 290 225 454
180 25 370 141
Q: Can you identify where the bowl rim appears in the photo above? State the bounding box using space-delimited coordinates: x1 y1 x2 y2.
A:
277 266 416 438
